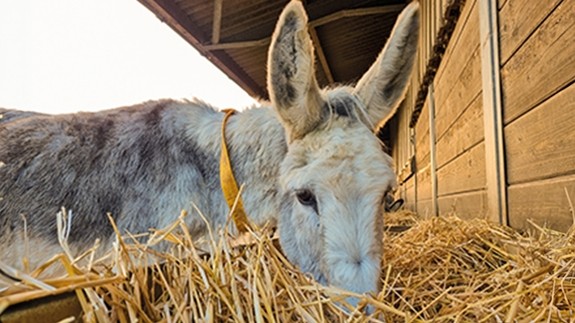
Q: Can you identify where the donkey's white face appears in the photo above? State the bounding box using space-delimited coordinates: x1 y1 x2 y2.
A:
267 1 419 299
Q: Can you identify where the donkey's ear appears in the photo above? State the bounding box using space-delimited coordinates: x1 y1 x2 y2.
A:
267 1 324 142
353 2 419 129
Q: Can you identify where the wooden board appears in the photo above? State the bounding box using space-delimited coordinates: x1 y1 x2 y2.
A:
402 180 416 210
497 0 509 10
498 0 563 64
505 81 575 185
434 46 483 140
434 0 478 83
501 0 575 124
508 174 575 232
437 190 488 220
417 165 432 201
435 92 484 168
417 199 436 218
437 141 486 196
415 102 430 152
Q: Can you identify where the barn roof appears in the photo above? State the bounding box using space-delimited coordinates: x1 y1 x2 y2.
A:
137 0 408 100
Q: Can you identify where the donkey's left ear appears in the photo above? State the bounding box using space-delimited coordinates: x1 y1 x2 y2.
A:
267 1 324 142
353 2 419 129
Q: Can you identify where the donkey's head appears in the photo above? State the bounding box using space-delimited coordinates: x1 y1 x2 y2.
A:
268 1 419 300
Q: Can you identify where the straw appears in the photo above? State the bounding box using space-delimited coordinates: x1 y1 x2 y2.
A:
1 209 574 321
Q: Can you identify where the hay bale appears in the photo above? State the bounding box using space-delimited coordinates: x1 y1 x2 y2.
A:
1 211 574 322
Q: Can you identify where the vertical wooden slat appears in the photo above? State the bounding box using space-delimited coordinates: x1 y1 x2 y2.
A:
211 0 223 44
428 84 439 216
479 0 508 225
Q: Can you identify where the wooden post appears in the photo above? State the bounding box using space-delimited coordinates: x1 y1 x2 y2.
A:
479 0 508 225
428 84 439 217
212 0 223 45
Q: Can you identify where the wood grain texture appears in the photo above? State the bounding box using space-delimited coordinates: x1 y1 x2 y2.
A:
417 165 432 201
505 82 575 185
435 46 482 140
436 93 484 168
501 0 575 124
498 0 563 64
437 142 486 196
508 174 575 232
434 0 478 83
437 190 488 220
416 199 435 218
403 180 416 210
415 102 430 151
498 0 509 10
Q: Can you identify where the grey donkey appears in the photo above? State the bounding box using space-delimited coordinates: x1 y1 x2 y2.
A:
0 0 419 303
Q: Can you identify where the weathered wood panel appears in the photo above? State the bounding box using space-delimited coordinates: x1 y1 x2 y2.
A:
437 190 488 220
501 0 575 124
434 0 478 83
416 198 435 218
508 174 575 232
414 101 431 189
435 46 482 140
435 93 484 168
403 178 416 210
417 164 432 201
505 82 575 185
437 141 486 196
498 0 563 64
415 102 430 155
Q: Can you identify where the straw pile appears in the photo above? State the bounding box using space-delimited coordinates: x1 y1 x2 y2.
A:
1 210 574 322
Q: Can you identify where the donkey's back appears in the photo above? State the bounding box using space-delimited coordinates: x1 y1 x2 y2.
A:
0 100 224 264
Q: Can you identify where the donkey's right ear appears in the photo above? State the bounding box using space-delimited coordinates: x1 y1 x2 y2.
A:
267 1 324 142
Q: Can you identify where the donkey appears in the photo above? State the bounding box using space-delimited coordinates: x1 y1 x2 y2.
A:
0 0 419 301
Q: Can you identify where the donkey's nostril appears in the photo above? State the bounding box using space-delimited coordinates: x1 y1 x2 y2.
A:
351 257 363 267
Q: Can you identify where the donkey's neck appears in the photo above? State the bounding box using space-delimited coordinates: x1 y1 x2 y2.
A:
181 102 287 230
225 107 287 226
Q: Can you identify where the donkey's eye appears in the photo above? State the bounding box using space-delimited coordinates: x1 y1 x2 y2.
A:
295 189 318 212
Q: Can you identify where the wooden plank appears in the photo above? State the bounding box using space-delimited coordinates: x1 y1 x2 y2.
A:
505 82 575 185
137 0 266 98
203 38 269 51
416 199 435 218
211 0 223 44
480 0 508 226
435 46 482 139
417 165 432 201
498 0 563 64
435 93 483 168
415 102 430 164
403 179 416 210
434 0 478 85
309 28 334 84
508 174 575 232
437 142 486 196
432 0 481 138
437 190 488 220
501 0 575 124
498 0 509 10
308 5 406 28
428 85 438 216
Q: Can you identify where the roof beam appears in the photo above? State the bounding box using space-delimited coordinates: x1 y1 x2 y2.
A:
309 5 405 28
202 4 405 52
309 28 334 83
138 0 265 98
211 0 223 44
204 38 269 51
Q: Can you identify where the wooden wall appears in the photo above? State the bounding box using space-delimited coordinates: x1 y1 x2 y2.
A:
499 0 575 231
391 0 575 232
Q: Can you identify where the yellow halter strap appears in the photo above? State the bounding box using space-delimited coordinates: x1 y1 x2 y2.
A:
219 109 251 233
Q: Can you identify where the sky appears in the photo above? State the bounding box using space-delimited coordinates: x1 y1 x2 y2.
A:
0 0 258 114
